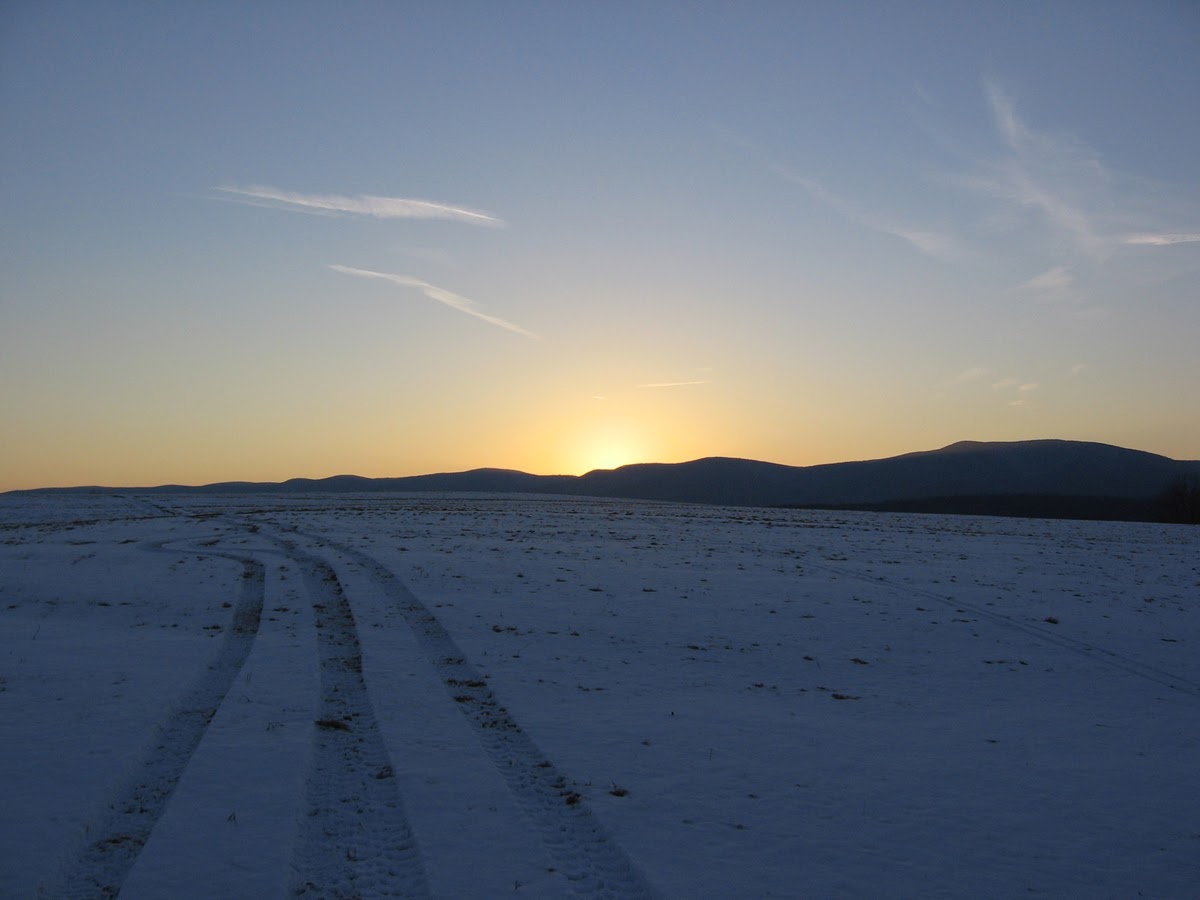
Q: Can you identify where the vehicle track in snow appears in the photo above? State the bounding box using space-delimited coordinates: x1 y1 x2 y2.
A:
279 539 430 899
291 532 659 899
43 538 265 899
803 556 1200 699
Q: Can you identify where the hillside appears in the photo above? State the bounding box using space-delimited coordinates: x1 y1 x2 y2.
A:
15 440 1200 522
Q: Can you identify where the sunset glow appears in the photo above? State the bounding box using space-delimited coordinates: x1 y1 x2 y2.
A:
2 5 1198 490
569 422 651 475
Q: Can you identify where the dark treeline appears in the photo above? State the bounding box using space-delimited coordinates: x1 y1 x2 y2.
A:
1160 475 1200 524
790 484 1200 525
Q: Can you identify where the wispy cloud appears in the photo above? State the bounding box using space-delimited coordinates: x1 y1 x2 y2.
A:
775 167 959 260
1020 264 1079 302
1022 265 1073 293
329 265 537 338
983 82 1109 257
991 377 1038 406
934 365 997 397
718 127 959 260
637 380 711 388
943 367 1040 404
955 366 992 382
1123 232 1200 246
729 83 1197 294
216 185 506 227
947 83 1199 264
992 376 1038 391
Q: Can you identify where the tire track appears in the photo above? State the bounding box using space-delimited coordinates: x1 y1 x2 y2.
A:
299 533 659 899
43 540 265 899
804 556 1200 699
281 540 430 899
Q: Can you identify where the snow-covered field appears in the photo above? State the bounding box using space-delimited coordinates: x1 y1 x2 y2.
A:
2 492 1198 899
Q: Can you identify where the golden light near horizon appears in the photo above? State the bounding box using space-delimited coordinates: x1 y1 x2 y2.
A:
567 418 653 474
2 6 1199 495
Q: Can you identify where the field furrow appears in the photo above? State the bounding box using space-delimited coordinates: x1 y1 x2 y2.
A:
306 534 660 899
282 539 430 899
41 542 264 899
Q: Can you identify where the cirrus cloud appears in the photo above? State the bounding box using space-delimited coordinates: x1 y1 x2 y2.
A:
330 265 537 338
1122 232 1200 247
215 185 506 227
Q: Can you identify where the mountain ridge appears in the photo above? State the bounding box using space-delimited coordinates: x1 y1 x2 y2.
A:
11 439 1200 522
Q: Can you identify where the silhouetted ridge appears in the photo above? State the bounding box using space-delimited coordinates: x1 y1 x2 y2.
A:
12 440 1199 523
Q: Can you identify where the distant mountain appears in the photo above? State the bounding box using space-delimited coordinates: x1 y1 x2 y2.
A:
176 469 578 496
17 440 1200 522
570 440 1200 518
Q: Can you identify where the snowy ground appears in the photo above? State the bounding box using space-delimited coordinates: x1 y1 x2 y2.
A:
1 492 1198 898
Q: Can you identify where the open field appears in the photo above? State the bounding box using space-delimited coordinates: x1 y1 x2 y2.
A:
2 493 1198 898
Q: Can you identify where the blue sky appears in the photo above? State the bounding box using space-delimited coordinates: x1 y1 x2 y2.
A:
2 2 1198 488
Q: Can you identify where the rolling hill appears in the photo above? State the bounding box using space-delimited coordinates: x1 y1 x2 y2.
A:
40 439 1194 522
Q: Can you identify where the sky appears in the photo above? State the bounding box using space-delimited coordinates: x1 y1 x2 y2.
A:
2 2 1199 490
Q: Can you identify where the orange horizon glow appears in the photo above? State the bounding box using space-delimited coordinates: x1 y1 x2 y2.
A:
4 8 1200 498
3 360 1199 492
7 417 1199 494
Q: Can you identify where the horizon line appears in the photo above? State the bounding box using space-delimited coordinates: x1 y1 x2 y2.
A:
5 436 1195 493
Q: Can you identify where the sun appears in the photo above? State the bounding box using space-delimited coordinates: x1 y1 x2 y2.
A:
568 421 648 473
579 440 635 473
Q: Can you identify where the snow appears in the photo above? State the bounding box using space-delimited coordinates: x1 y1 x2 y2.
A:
2 492 1198 898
